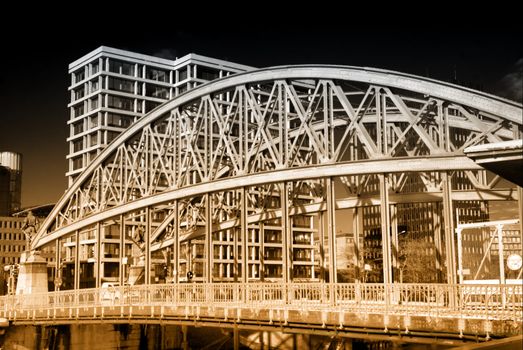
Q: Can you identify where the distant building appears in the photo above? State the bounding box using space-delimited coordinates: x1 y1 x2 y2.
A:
1 205 55 266
0 216 25 265
0 166 9 215
67 46 253 185
0 151 22 215
1 206 56 295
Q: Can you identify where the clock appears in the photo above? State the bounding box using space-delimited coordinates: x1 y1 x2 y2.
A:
507 254 522 271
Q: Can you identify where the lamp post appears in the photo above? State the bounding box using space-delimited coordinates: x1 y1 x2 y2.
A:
3 264 19 295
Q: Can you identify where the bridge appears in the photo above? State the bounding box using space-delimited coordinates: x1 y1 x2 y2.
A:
3 65 523 348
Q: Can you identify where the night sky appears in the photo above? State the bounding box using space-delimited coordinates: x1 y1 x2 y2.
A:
0 15 521 208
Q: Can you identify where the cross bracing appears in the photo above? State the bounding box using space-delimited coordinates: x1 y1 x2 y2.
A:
31 65 522 289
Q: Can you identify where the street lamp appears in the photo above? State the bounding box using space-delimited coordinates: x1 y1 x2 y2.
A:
3 264 19 295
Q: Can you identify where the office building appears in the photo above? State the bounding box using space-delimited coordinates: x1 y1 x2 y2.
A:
64 47 321 286
67 46 253 185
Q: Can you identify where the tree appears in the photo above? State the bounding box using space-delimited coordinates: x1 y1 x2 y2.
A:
397 237 439 283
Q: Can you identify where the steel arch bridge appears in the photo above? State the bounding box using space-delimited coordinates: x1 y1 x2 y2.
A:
32 65 522 292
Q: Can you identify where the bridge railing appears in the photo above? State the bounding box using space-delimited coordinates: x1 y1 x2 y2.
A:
1 283 521 321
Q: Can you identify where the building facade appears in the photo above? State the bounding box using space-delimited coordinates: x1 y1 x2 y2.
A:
0 217 26 265
67 46 253 185
1 208 56 295
0 152 22 216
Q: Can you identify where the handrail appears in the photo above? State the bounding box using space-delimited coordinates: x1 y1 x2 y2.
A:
1 283 521 323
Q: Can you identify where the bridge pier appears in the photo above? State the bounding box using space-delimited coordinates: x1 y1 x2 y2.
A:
15 250 48 297
181 325 189 350
233 326 239 350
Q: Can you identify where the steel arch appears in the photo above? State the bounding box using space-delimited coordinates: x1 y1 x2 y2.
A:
34 65 521 247
31 65 522 289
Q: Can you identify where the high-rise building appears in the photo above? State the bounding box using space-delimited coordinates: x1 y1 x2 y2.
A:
0 151 22 216
67 46 253 185
64 47 320 286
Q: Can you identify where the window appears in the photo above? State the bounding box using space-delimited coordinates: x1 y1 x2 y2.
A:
106 131 120 143
74 87 85 100
73 121 83 135
73 139 83 152
108 95 133 111
107 113 132 128
72 157 83 170
91 62 99 75
178 68 188 81
108 59 135 76
90 115 98 128
90 133 98 146
104 262 119 277
108 77 134 93
90 98 98 110
73 104 84 117
197 67 219 80
178 84 188 94
91 80 99 92
146 67 169 82
73 69 85 84
104 243 119 258
145 100 161 113
145 84 169 99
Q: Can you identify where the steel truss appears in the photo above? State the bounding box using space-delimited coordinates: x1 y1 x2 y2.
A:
31 66 522 289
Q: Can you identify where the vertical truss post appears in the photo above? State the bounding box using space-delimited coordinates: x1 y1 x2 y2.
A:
206 193 213 283
379 174 392 286
173 201 179 284
323 81 329 157
234 201 239 282
433 204 444 283
496 224 506 285
443 105 450 152
376 87 382 154
319 211 326 282
55 239 61 291
282 182 291 284
442 172 457 286
496 223 508 308
436 101 444 149
382 92 388 155
278 82 286 166
353 207 361 282
456 227 464 284
260 222 265 281
329 83 335 159
241 187 248 283
119 214 125 285
326 177 337 285
96 222 101 288
390 205 399 282
145 207 151 285
238 88 244 172
74 229 80 290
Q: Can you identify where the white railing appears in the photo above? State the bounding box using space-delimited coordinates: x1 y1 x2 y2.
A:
1 283 521 322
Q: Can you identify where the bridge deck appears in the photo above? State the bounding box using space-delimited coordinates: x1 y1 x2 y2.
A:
1 283 521 340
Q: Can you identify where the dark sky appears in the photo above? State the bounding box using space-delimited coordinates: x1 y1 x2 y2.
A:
0 16 521 207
